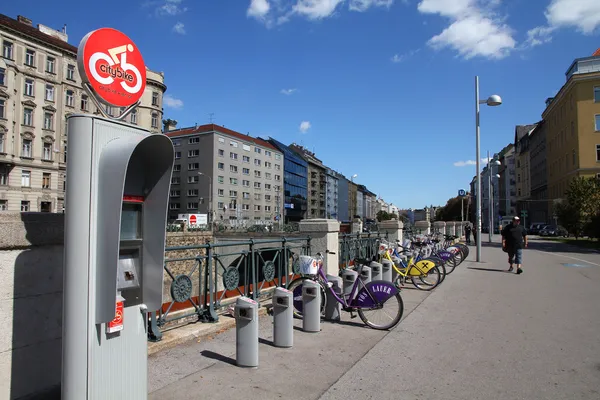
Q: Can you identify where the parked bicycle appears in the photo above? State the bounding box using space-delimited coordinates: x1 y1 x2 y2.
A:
287 250 404 330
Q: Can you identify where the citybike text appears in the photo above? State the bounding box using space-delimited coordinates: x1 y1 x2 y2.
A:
357 284 392 303
99 64 134 83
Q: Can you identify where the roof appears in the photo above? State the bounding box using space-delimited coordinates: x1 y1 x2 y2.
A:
515 124 537 142
166 124 278 152
593 48 600 57
0 14 77 55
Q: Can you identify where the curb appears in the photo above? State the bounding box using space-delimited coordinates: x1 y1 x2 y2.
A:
148 306 270 356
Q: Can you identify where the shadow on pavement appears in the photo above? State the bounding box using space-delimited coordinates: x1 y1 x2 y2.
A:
258 337 275 347
467 267 510 273
201 350 237 366
527 239 600 254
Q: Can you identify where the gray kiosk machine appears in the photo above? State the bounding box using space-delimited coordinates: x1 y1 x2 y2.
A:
62 28 174 400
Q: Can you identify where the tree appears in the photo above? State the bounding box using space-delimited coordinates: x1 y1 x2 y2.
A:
435 196 463 221
376 210 392 222
556 177 600 239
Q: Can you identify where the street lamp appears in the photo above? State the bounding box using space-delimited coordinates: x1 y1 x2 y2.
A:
485 152 501 243
198 172 212 224
475 76 502 262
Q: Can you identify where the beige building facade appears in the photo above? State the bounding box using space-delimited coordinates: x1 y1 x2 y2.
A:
0 14 166 213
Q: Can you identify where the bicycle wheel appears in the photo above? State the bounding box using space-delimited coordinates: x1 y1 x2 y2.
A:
357 293 404 330
287 277 327 319
411 265 441 291
424 256 446 283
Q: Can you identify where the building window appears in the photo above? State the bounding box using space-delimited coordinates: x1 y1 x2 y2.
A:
22 139 32 157
229 190 237 198
266 173 272 179
265 150 271 157
171 176 180 184
188 149 199 157
597 144 600 162
189 137 200 144
230 165 238 173
46 57 55 73
243 168 250 175
595 86 600 103
187 189 198 196
44 112 54 130
21 170 31 187
187 175 198 184
42 173 51 189
595 115 600 132
25 49 35 66
254 171 261 178
254 182 261 189
130 109 137 124
255 147 261 154
218 149 224 157
152 92 159 106
173 164 181 172
254 193 261 201
188 163 199 170
275 164 281 170
21 201 30 212
170 190 180 197
0 165 7 185
243 192 250 199
254 159 261 166
25 78 34 96
242 204 250 211
243 155 250 163
2 41 13 59
43 143 52 160
230 141 238 148
0 99 5 119
254 205 261 211
218 162 224 170
175 151 181 159
230 152 238 160
217 176 224 183
275 154 281 160
67 64 75 80
169 203 180 210
242 179 250 187
81 94 88 111
217 202 224 209
66 90 74 107
45 84 54 101
187 202 198 210
0 68 4 86
151 113 158 128
172 139 180 146
230 178 238 185
0 200 6 210
218 189 224 197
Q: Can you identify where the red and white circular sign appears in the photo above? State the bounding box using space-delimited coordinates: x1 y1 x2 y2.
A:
189 215 197 225
77 28 147 108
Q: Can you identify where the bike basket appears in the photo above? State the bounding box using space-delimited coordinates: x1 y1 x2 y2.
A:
298 255 318 275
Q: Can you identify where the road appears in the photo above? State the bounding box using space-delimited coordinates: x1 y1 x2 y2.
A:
149 237 600 400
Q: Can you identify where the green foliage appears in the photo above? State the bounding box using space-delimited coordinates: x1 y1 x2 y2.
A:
436 196 464 221
556 177 600 239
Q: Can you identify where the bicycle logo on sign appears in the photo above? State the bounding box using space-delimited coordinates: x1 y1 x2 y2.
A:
89 44 143 95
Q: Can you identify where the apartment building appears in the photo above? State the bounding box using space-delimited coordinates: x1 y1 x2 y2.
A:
514 124 537 216
262 137 307 223
529 121 549 223
325 167 339 219
542 51 600 218
336 174 349 222
497 144 517 219
0 14 166 213
348 180 358 219
289 144 326 219
165 124 284 224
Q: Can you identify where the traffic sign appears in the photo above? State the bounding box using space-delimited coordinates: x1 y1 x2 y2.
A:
458 189 466 197
78 28 147 108
521 210 528 217
189 214 197 225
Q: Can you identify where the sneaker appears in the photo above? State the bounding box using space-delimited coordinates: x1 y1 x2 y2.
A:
517 268 523 274
508 266 513 272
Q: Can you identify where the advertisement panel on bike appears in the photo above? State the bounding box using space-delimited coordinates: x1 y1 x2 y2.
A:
77 28 147 108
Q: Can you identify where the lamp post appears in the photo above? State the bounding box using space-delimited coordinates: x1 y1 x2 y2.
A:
486 151 501 243
198 172 212 225
475 76 502 262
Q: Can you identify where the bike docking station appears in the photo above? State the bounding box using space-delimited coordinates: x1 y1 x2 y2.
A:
272 287 293 348
234 297 259 367
298 256 321 333
61 28 174 400
370 261 383 281
325 274 342 322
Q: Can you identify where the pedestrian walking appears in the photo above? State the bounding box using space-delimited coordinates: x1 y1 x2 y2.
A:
465 224 472 244
501 216 528 274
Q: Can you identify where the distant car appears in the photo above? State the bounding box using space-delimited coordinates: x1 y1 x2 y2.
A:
539 225 569 237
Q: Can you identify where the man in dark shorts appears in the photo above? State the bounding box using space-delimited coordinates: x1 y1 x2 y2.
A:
501 216 528 274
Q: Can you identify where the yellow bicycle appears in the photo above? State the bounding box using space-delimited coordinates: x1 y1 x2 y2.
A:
377 241 442 291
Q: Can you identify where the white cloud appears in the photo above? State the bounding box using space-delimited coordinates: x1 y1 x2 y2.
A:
349 0 394 12
418 0 516 60
391 49 419 63
299 120 312 133
453 160 477 167
281 88 297 95
247 0 395 26
172 22 186 34
524 0 600 48
164 94 184 109
248 0 271 19
157 0 188 16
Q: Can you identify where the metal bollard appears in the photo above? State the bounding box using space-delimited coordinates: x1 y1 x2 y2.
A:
325 275 342 322
341 269 358 296
370 261 382 281
302 279 321 333
272 287 293 348
360 265 372 284
381 259 393 282
234 296 259 368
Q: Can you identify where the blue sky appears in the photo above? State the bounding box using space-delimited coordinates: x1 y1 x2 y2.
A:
4 0 600 208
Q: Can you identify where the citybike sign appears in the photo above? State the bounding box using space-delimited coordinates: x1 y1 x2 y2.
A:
77 28 147 109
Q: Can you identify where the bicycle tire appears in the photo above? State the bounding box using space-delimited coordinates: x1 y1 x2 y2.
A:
411 265 441 291
357 292 404 330
424 256 446 283
287 277 328 319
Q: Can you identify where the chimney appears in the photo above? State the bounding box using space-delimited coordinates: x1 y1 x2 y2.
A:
17 15 32 26
63 24 67 34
